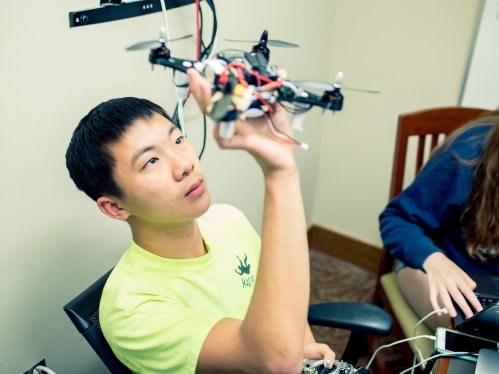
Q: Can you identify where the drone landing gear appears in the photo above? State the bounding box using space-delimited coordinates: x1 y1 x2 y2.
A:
291 112 306 131
219 120 236 139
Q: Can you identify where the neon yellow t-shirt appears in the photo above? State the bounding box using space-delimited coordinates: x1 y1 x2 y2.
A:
100 204 261 374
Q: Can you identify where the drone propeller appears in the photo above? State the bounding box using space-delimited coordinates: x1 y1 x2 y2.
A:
126 34 193 51
293 79 380 94
342 87 381 94
292 80 335 91
224 38 299 48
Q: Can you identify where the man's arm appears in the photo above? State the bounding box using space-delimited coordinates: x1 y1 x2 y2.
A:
188 69 316 374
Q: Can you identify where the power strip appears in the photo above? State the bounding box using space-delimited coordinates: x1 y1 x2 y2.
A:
69 0 195 28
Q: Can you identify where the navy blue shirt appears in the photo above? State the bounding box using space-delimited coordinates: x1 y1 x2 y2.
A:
379 123 499 275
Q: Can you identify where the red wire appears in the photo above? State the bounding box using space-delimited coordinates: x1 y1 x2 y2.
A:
223 62 248 72
195 0 200 60
265 115 297 145
255 74 261 86
253 91 274 115
259 81 282 91
257 75 273 84
236 67 248 87
223 62 273 85
221 62 278 116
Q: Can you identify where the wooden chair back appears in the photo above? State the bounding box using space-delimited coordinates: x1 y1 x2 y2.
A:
368 107 491 372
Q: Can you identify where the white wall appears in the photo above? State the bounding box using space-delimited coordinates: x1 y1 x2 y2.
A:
0 1 334 373
312 0 482 246
0 1 484 372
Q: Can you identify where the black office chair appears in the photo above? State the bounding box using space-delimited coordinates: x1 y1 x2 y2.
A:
64 270 393 374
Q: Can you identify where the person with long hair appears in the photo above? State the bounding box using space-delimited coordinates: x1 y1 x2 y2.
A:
380 110 499 330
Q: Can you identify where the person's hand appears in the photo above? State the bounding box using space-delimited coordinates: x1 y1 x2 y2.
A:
303 342 336 369
187 68 297 178
423 252 483 318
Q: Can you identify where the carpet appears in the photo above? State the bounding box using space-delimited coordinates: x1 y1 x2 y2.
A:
309 249 377 369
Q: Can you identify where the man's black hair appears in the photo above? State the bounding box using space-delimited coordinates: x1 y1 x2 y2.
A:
66 97 173 201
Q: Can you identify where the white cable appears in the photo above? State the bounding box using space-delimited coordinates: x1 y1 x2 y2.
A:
365 335 436 370
398 351 469 374
207 26 218 59
159 0 187 134
33 366 56 374
410 308 448 374
177 98 186 136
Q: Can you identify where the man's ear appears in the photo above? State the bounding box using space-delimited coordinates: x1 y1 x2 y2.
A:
97 196 131 221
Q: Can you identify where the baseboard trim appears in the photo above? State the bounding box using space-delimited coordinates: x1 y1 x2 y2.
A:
307 225 382 273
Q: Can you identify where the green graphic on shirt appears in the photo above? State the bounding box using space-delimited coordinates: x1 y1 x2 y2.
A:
235 254 254 289
235 254 251 275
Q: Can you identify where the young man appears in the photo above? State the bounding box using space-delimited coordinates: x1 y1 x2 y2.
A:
65 69 335 373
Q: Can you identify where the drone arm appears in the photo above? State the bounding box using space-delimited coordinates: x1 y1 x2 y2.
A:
148 54 200 74
276 95 327 108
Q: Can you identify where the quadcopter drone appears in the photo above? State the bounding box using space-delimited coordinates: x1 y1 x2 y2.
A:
127 28 378 149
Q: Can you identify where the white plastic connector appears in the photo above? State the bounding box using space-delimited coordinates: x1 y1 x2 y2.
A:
243 85 255 100
245 108 264 118
204 59 228 75
33 366 56 374
442 307 448 314
174 72 190 101
219 121 236 139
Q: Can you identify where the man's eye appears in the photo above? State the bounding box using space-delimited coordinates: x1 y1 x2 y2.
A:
175 136 184 145
144 158 158 168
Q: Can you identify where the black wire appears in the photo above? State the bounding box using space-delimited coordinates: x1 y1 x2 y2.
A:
203 0 216 58
172 101 205 159
199 0 217 60
265 114 301 146
198 114 207 159
278 101 313 115
195 0 215 158
421 351 440 374
200 7 206 51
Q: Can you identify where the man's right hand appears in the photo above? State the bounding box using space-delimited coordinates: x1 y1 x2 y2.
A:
423 252 483 318
187 68 297 179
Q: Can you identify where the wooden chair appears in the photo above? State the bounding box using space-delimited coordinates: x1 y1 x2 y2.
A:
371 107 492 372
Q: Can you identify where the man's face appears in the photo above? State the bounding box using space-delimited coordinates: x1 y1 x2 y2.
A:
107 113 211 225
